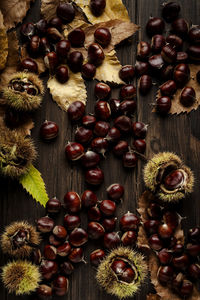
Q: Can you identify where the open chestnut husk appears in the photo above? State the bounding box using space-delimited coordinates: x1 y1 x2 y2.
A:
96 247 147 299
143 152 194 202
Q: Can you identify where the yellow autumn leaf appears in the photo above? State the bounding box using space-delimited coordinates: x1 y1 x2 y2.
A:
47 70 87 111
74 0 130 24
0 11 8 71
95 50 124 85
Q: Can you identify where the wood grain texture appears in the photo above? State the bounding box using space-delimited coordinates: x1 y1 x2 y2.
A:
0 0 200 300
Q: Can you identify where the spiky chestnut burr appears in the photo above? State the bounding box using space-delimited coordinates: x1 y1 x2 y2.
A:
0 127 36 178
2 260 41 295
2 72 44 111
143 152 194 202
96 247 147 299
1 221 40 258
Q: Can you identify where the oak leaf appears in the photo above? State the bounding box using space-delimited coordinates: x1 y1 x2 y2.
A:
47 70 87 111
0 11 8 71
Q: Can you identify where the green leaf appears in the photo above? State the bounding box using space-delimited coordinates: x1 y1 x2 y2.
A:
19 164 49 207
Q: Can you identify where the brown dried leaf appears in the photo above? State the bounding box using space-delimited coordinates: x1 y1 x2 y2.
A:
0 11 8 71
74 0 130 24
0 0 34 30
95 50 124 85
47 70 87 111
20 45 46 74
146 294 161 300
154 64 200 115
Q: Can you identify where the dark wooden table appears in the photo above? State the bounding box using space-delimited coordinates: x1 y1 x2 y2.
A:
1 0 200 299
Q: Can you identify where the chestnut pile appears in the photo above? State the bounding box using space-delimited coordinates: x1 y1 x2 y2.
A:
33 183 142 298
143 199 200 298
135 2 200 114
19 1 109 84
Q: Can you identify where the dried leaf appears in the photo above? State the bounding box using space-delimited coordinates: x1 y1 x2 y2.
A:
74 0 130 24
155 65 200 115
146 294 161 300
0 11 8 71
95 50 124 84
0 0 34 29
47 70 87 111
20 45 46 74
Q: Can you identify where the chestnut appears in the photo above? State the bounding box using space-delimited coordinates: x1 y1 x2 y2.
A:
106 127 121 144
144 219 160 236
139 75 152 95
87 222 105 239
123 151 138 168
119 100 136 116
111 259 126 274
56 2 75 23
81 190 98 207
158 248 173 265
176 51 188 63
120 212 140 231
49 235 62 247
56 65 69 83
135 61 149 76
68 101 85 122
82 63 96 80
47 27 62 43
48 17 63 32
113 140 129 157
90 0 106 17
188 226 200 242
120 84 136 99
106 183 124 201
146 17 165 36
40 37 52 55
40 260 58 280
44 245 57 260
60 261 74 276
132 121 147 139
133 139 146 153
68 51 83 73
187 44 200 61
88 206 102 221
147 202 162 219
114 115 132 133
137 41 151 60
100 200 116 216
44 51 58 71
156 96 172 114
90 137 108 156
103 232 121 249
37 284 52 299
188 263 200 280
95 100 111 120
188 25 200 44
56 40 71 60
119 268 135 283
46 197 61 214
85 168 104 185
81 150 100 168
172 254 189 270
166 34 183 50
102 217 117 232
171 18 189 39
69 228 88 247
65 142 84 161
75 127 93 144
64 214 81 231
180 86 196 107
163 211 179 230
68 247 85 263
121 230 137 246
180 280 193 297
157 265 174 283
53 225 67 240
20 22 35 39
148 234 164 250
36 19 47 36
173 63 190 87
20 58 38 73
37 216 54 233
31 249 42 265
68 28 85 47
158 223 174 239
164 169 184 190
160 80 177 96
90 249 105 266
95 82 111 100
57 242 71 257
52 276 68 296
151 34 165 53
148 54 164 72
161 45 177 63
88 43 105 66
94 27 111 47
119 65 135 82
161 65 174 81
28 35 40 57
94 121 110 137
162 2 180 22
64 191 81 213
186 243 200 257
82 115 96 128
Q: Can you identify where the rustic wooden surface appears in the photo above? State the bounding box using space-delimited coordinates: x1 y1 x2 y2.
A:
0 0 200 299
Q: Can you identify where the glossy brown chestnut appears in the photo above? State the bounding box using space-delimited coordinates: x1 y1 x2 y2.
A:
171 18 189 39
100 200 116 216
147 202 162 219
157 265 174 283
133 139 146 153
148 54 164 72
94 121 110 137
67 101 85 122
163 211 179 230
75 127 93 144
173 63 190 87
139 75 152 95
20 58 38 73
114 116 132 133
94 27 111 47
53 225 67 240
56 65 69 83
119 268 135 283
188 226 200 242
187 44 200 61
151 34 165 53
95 82 111 100
56 2 75 23
81 150 100 168
65 142 84 161
180 280 193 297
148 234 164 251
20 22 35 39
120 84 136 99
64 214 81 230
111 259 127 275
176 51 188 63
144 220 160 236
87 222 105 239
113 140 129 157
146 17 165 36
90 249 106 266
121 230 137 246
119 100 137 116
57 242 71 257
37 284 52 299
68 247 85 263
37 216 55 233
161 45 177 63
180 86 196 107
135 61 149 76
90 137 108 155
88 43 105 66
81 63 96 80
69 228 88 247
172 254 189 270
56 40 71 59
158 223 174 239
158 248 173 265
160 80 177 96
102 217 117 232
137 41 151 60
95 101 111 120
46 197 61 214
186 243 200 257
119 65 135 82
106 183 124 201
40 37 52 55
31 249 42 265
40 260 58 280
64 191 81 213
85 168 104 185
81 190 98 207
60 261 74 276
103 232 121 249
106 127 121 144
48 17 63 32
68 28 85 47
82 115 96 128
44 245 57 260
161 65 174 81
44 51 58 71
166 34 183 50
123 151 138 168
188 25 200 44
88 206 102 221
162 2 180 22
156 96 172 114
52 276 68 296
120 212 140 231
68 51 83 73
164 169 184 190
49 235 62 247
90 0 106 17
188 263 200 280
132 121 147 139
36 19 48 36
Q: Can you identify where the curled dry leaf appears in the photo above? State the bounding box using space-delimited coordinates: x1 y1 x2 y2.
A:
95 50 124 85
155 64 200 115
74 0 130 24
20 45 46 74
47 70 87 111
0 11 8 71
0 0 34 29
